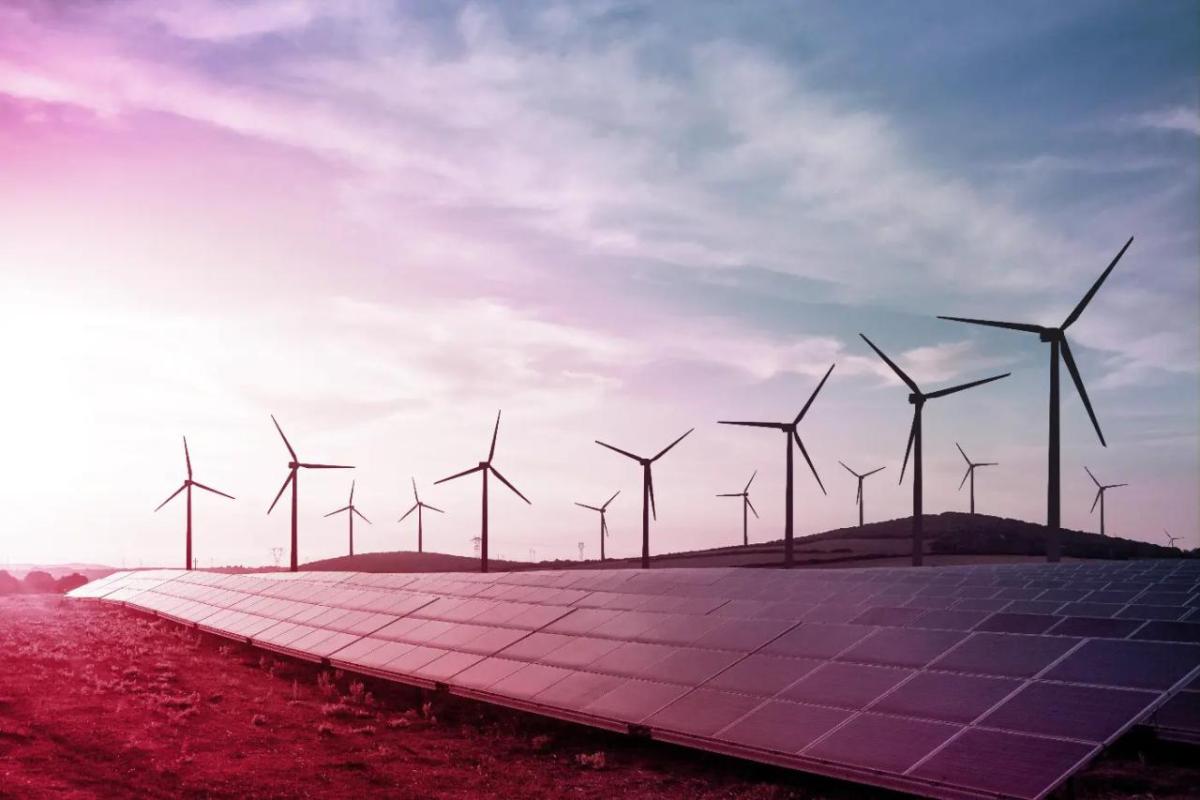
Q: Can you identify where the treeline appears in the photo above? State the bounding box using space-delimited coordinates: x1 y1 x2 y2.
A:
0 570 88 595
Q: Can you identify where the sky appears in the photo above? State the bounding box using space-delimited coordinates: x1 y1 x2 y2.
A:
0 0 1196 568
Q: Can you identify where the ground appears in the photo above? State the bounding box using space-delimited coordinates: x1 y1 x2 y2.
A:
1 596 1197 800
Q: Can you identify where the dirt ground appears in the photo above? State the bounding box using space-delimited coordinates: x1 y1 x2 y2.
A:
1 596 1197 800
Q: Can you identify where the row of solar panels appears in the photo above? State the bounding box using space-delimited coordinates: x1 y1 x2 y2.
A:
71 562 1200 800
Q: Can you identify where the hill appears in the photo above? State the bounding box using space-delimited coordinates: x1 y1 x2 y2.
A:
301 512 1190 573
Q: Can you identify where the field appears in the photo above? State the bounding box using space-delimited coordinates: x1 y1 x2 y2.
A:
3 595 1198 799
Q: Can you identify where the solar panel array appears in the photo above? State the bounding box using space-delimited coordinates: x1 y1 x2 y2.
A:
71 561 1200 800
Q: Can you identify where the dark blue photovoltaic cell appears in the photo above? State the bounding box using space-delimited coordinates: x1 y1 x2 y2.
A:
911 728 1094 800
837 627 967 668
1133 621 1200 643
932 633 1080 678
780 662 912 710
716 700 850 753
1046 616 1144 639
871 671 1021 724
646 688 764 737
1043 640 1200 690
973 612 1059 635
704 653 823 696
764 623 873 659
805 713 960 774
980 682 1158 743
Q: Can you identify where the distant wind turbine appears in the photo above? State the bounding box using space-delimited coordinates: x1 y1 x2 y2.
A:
716 471 759 546
267 415 354 572
1085 466 1126 537
595 428 693 569
435 411 530 573
719 364 834 567
838 461 885 528
154 436 234 570
955 443 997 515
1164 529 1181 549
398 478 443 554
938 237 1133 561
859 334 1009 566
324 480 371 557
574 490 619 561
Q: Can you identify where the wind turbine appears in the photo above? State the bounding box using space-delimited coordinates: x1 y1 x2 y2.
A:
1085 466 1126 537
838 461 885 528
435 411 530 573
1164 529 1181 549
859 334 1009 566
324 480 371 557
719 364 834 566
595 428 693 569
938 237 1133 561
955 443 997 515
574 490 619 561
154 436 234 570
266 415 354 572
716 471 759 546
398 478 443 554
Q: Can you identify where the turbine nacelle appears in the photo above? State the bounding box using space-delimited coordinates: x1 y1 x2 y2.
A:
1039 328 1062 343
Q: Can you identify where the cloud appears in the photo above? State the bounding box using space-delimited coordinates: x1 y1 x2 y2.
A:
1131 105 1200 137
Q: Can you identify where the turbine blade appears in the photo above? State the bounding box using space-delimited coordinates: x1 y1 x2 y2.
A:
863 466 886 477
192 481 235 500
1110 483 1128 489
411 477 419 502
602 489 620 509
183 436 192 479
353 507 371 524
839 460 858 478
324 506 350 518
859 334 920 393
899 409 918 484
795 363 836 424
424 503 445 514
925 372 1010 399
648 469 657 520
717 420 782 429
489 466 531 504
794 431 825 495
1084 466 1100 487
1062 236 1133 330
956 442 969 464
435 464 484 484
856 482 862 506
1060 336 1106 446
271 415 297 460
575 502 602 511
154 483 187 512
595 440 642 461
1090 489 1102 514
746 496 759 518
716 493 742 498
936 315 1044 334
488 410 502 462
602 517 609 537
958 466 971 491
267 470 295 514
398 503 419 522
652 428 693 461
978 462 999 467
298 463 354 469
349 479 355 503
744 470 757 492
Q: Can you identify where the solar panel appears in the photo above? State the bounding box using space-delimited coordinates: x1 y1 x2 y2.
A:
70 560 1200 800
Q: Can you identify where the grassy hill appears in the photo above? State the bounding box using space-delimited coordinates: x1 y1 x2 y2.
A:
300 512 1191 573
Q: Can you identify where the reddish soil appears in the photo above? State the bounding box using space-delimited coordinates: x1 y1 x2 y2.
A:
2 595 1197 800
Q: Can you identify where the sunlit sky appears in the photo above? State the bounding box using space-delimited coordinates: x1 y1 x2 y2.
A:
1 1 1197 568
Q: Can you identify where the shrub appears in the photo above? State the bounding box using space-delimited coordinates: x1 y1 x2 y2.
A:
0 571 18 595
55 573 89 594
22 571 56 594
